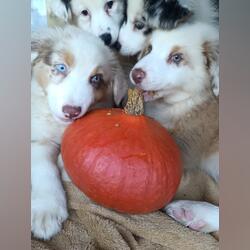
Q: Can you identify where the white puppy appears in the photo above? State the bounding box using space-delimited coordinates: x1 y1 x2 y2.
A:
118 0 218 56
130 22 219 233
31 25 127 240
47 0 125 46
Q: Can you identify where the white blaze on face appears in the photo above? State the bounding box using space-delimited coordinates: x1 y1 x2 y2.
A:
118 0 148 56
70 0 124 45
44 29 114 122
130 23 218 101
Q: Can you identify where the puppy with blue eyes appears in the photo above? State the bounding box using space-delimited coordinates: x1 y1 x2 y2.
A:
31 25 127 240
130 22 219 234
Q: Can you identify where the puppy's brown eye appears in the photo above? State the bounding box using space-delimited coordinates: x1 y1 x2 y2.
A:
106 1 114 9
171 53 183 64
90 74 104 88
134 21 145 30
81 9 89 16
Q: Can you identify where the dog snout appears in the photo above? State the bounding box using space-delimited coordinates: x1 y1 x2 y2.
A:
99 33 112 46
131 68 146 85
62 105 81 119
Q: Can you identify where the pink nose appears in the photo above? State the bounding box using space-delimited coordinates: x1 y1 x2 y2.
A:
131 68 146 84
62 105 81 119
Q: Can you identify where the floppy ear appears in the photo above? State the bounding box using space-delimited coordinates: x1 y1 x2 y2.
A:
31 30 54 65
112 64 128 107
203 40 219 97
47 0 72 23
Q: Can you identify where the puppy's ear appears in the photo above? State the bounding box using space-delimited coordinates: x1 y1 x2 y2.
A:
47 0 72 23
146 0 192 30
31 31 54 65
112 65 128 107
203 40 219 97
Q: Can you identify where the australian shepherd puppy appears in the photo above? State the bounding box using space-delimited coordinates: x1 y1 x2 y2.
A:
47 0 126 46
130 22 219 234
118 0 219 56
31 25 127 240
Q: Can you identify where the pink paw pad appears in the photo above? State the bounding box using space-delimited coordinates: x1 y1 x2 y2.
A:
188 219 206 231
172 207 194 222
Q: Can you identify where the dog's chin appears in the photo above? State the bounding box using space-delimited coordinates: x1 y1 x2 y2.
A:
53 115 75 125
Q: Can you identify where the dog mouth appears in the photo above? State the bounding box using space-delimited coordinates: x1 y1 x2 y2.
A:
136 88 157 102
54 115 79 124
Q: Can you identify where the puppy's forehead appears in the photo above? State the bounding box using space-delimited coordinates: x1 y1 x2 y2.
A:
150 23 218 51
127 0 144 20
54 33 111 65
71 0 123 11
71 0 103 9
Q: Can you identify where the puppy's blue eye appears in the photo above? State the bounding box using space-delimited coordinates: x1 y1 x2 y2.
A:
55 64 67 74
172 53 183 64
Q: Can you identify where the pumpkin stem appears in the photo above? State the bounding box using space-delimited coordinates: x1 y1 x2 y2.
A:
124 88 144 115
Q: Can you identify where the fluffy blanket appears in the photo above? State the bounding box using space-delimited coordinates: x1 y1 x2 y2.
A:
32 179 218 250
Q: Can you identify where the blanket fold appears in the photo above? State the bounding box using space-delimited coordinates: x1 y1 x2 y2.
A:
32 182 218 250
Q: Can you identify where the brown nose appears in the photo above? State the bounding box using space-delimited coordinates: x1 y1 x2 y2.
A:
131 68 146 84
62 105 81 119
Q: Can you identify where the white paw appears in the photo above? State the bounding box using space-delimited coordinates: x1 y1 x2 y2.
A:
31 196 68 240
164 200 219 233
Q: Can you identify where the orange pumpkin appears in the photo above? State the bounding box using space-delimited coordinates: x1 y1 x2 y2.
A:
61 89 182 213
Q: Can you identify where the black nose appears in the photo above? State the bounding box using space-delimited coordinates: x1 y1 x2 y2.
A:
112 41 121 51
131 68 146 84
62 105 81 119
99 33 112 46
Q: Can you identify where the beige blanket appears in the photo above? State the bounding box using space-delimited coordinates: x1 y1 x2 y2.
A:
32 175 218 250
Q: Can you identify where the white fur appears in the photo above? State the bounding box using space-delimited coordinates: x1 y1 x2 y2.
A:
118 0 146 56
31 26 126 239
201 152 219 182
131 22 219 122
130 22 219 232
165 200 219 233
48 0 125 45
47 0 70 22
118 0 218 56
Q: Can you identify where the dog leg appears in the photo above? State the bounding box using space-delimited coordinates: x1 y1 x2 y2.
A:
57 153 71 182
31 142 68 240
164 200 219 233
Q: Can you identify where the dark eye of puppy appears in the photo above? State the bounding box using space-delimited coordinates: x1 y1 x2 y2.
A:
170 53 183 65
89 74 104 88
81 9 89 16
134 21 145 30
106 1 114 9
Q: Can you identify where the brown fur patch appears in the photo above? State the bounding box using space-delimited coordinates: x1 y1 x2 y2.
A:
167 46 189 66
63 51 75 68
170 94 218 168
33 61 51 90
90 67 111 102
202 41 219 70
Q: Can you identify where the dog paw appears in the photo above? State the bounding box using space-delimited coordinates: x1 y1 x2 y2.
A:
31 197 68 240
164 200 219 233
